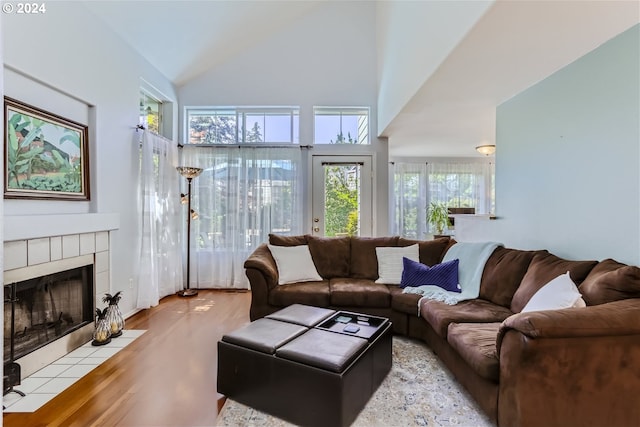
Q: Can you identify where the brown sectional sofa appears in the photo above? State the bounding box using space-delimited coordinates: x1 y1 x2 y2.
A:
244 234 640 427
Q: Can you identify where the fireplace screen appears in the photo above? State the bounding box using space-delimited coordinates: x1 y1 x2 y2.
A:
4 265 94 362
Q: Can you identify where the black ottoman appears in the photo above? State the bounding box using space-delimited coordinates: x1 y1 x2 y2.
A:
217 305 392 427
265 304 336 327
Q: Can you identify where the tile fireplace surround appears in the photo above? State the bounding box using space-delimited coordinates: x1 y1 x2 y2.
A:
3 213 119 379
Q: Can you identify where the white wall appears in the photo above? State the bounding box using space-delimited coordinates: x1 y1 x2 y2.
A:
1 14 5 419
375 0 492 135
179 1 390 235
2 4 178 315
457 24 640 265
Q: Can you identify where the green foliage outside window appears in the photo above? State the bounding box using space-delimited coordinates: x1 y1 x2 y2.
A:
324 157 359 237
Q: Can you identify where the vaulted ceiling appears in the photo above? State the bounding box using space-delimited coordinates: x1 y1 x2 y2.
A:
85 0 639 157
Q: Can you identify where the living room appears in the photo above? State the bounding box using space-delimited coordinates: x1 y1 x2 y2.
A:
2 1 639 425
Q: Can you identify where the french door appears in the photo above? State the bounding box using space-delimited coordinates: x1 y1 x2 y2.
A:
311 155 373 237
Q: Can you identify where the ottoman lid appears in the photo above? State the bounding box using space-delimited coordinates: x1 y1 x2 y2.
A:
275 328 368 373
266 304 336 327
222 318 308 354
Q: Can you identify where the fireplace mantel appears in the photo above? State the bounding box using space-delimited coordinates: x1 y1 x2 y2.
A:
4 213 119 241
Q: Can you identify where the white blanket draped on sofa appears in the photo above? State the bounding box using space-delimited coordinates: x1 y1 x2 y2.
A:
403 241 502 310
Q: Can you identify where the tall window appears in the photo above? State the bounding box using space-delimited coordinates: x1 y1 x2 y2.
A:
185 107 299 145
391 161 494 238
427 162 495 215
180 146 302 289
390 163 428 239
314 107 369 144
140 91 162 134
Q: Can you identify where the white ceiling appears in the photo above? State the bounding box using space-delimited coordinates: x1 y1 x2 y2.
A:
382 0 640 157
84 0 639 158
83 0 321 86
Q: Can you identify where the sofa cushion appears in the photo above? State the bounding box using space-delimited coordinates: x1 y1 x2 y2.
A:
269 233 308 246
510 253 597 313
329 278 391 307
420 298 513 338
579 259 640 305
447 322 501 383
350 236 399 280
375 244 419 284
389 285 421 315
269 281 330 307
398 237 454 266
307 235 351 279
267 244 323 285
521 272 583 312
401 257 460 292
479 247 546 308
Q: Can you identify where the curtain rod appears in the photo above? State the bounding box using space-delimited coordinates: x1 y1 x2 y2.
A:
134 125 177 146
179 144 313 149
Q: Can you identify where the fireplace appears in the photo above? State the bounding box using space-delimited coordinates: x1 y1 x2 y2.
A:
3 215 117 385
4 264 94 363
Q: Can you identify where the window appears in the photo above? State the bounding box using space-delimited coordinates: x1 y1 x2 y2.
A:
427 162 494 215
390 163 427 239
180 145 303 289
185 107 299 145
139 91 162 134
314 107 369 144
390 161 494 237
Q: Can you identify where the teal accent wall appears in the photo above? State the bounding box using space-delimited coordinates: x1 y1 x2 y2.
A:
473 24 639 264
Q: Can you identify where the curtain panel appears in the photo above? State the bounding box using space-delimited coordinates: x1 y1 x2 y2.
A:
390 160 494 238
181 146 303 289
426 162 495 215
136 131 183 309
390 162 428 239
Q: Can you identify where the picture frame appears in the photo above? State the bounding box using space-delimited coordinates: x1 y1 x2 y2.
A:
4 97 90 200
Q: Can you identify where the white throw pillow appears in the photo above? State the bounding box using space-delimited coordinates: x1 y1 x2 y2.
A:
375 244 420 284
267 245 323 285
521 271 584 313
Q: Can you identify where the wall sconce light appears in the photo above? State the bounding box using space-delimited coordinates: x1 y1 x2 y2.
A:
176 166 203 297
476 144 496 156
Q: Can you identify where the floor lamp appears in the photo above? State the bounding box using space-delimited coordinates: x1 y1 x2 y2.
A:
176 166 203 297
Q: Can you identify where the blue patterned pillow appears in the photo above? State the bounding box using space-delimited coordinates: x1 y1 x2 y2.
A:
400 257 461 292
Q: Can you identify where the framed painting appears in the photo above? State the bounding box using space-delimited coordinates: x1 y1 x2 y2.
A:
4 97 90 200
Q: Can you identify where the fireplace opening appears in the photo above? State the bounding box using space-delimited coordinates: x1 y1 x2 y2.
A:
4 264 94 364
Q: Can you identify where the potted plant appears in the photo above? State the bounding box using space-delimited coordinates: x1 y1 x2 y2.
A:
427 201 451 235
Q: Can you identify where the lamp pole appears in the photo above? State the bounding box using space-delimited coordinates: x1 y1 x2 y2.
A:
184 176 195 296
176 166 202 297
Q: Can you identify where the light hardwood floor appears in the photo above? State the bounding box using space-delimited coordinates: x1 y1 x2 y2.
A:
3 290 252 427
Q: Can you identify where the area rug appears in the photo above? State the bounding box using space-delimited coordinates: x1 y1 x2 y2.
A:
216 336 495 427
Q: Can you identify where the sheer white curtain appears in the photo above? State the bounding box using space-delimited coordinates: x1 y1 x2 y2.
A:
390 160 495 237
390 162 428 239
427 161 494 215
181 146 303 289
136 131 183 308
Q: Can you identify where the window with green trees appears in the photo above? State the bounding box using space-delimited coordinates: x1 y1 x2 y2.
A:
186 107 299 145
323 162 361 237
140 91 161 134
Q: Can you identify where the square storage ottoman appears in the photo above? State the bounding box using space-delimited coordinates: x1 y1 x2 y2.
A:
218 305 392 427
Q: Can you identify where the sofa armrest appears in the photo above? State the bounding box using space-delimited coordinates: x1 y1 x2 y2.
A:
244 244 280 321
497 298 640 350
497 298 640 427
244 244 279 285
